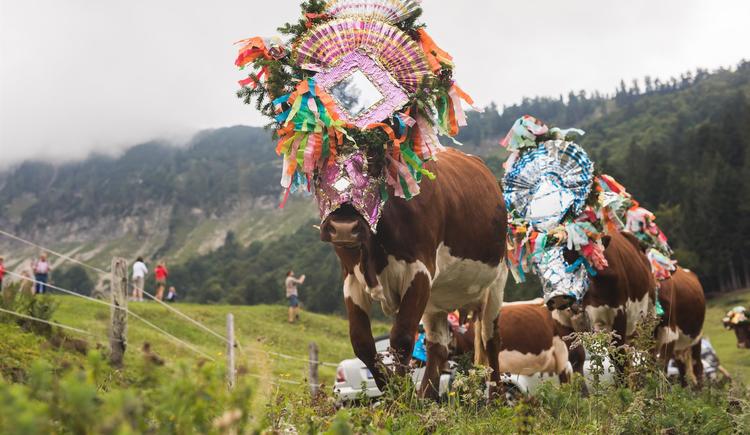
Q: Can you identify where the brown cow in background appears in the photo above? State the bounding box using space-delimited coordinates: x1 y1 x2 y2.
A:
496 300 574 382
454 299 583 385
320 148 508 399
655 267 706 386
723 307 750 349
550 231 656 376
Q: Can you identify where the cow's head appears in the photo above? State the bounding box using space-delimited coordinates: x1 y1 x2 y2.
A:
537 246 590 311
723 307 750 349
315 148 385 248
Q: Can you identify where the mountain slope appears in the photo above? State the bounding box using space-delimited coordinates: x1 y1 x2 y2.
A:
0 126 318 274
1 62 748 302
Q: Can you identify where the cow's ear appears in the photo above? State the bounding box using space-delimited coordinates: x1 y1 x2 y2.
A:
602 235 612 249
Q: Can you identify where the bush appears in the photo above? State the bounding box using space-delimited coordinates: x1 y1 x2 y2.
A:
0 283 58 336
0 351 255 434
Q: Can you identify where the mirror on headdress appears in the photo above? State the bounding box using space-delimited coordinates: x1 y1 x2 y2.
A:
527 174 576 231
329 69 385 119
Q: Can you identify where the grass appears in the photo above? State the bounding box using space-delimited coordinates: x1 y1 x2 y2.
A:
2 289 749 433
21 288 750 388
50 296 389 389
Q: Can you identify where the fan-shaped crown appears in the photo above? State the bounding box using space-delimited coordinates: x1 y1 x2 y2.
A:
324 0 421 24
295 18 429 93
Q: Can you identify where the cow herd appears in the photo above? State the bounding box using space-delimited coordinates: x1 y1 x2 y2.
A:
317 144 744 401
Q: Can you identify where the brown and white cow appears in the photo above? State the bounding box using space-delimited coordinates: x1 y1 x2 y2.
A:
550 231 656 375
655 267 706 386
455 299 578 383
723 308 750 349
497 300 573 382
320 148 508 398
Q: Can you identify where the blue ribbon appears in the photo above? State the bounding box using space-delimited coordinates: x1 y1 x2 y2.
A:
565 256 597 277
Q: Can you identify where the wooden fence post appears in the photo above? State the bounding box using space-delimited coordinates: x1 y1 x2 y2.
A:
227 313 235 389
309 342 319 397
109 257 128 367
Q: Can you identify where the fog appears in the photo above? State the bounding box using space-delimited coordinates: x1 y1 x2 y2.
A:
1 0 748 166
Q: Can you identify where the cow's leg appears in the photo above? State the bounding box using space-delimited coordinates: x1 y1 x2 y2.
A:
610 312 628 384
344 275 386 390
690 340 703 389
675 357 688 387
420 311 451 400
389 272 431 375
477 266 506 399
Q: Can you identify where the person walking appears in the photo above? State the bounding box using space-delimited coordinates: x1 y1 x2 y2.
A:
154 261 168 301
132 257 148 302
32 253 51 295
285 270 305 323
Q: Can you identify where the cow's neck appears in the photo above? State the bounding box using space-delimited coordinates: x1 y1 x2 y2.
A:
335 239 384 290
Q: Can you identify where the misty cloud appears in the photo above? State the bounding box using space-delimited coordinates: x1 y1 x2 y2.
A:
1 0 748 167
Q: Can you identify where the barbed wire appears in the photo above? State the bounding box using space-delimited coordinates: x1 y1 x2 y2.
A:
0 228 345 368
4 270 214 361
0 305 119 342
0 228 109 274
0 307 325 388
0 228 245 351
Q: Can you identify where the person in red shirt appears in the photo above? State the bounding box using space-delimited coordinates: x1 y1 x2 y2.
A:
154 261 168 301
0 256 5 290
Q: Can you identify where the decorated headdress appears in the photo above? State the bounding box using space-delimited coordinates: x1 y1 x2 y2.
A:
503 115 679 307
235 0 475 231
502 117 598 302
723 306 748 326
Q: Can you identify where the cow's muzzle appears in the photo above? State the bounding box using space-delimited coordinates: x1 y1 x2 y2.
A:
321 218 364 248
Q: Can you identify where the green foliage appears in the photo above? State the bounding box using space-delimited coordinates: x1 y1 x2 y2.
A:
1 293 749 433
0 283 58 336
0 351 255 434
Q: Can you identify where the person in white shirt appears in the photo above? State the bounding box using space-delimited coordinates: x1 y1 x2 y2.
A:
285 270 305 323
132 257 148 302
32 253 51 295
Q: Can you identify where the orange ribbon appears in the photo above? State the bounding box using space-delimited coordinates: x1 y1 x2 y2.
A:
417 29 453 73
452 83 475 107
366 122 406 159
234 36 270 68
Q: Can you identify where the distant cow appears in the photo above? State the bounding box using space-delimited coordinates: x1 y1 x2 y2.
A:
655 267 706 386
550 231 656 375
723 307 750 349
319 148 508 399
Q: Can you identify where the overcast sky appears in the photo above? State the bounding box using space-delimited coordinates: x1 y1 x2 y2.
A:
1 0 749 167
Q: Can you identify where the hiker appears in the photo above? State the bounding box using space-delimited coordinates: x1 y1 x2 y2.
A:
0 256 5 290
154 261 168 301
132 257 148 302
32 253 51 295
285 270 305 323
166 286 177 303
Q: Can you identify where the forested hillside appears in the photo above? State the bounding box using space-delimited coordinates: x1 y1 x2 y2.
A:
1 61 748 311
168 61 750 312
